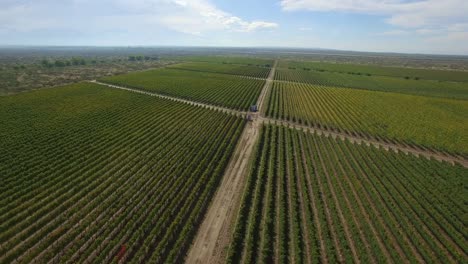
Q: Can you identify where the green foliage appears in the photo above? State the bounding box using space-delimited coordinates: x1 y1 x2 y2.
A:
100 68 265 110
266 82 468 154
179 55 274 66
169 62 271 78
275 68 468 100
227 124 466 263
279 60 468 82
0 83 246 263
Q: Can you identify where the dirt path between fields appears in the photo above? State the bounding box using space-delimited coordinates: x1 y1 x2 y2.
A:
260 118 468 168
184 61 277 263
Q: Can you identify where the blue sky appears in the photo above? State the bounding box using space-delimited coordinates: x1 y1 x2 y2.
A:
1 0 467 55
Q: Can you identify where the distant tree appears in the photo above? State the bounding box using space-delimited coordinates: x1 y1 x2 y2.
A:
414 77 420 80
54 60 66 67
128 56 136 61
71 57 81 65
404 76 410 80
41 59 53 68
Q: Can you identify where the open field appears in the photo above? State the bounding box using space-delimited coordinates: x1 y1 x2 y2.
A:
279 60 468 82
275 68 468 99
266 81 468 155
0 83 245 263
227 124 466 264
169 62 271 78
100 68 265 110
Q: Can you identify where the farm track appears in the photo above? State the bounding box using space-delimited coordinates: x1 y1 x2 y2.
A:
185 60 277 263
259 118 468 168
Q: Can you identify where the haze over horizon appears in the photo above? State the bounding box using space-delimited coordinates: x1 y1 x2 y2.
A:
1 0 468 55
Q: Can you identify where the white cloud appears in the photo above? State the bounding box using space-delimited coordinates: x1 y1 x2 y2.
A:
156 1 278 35
281 0 468 54
280 0 468 29
0 0 278 36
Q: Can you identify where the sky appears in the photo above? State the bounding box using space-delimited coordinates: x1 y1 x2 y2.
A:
1 0 468 55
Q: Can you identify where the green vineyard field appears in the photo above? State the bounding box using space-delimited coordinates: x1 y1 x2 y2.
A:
275 68 468 100
279 60 468 82
100 68 264 110
266 81 468 155
180 56 274 67
0 83 246 263
169 62 271 78
227 124 466 264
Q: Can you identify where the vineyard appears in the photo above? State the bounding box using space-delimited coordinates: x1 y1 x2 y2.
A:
266 81 468 155
0 83 246 263
278 60 468 82
100 68 265 110
178 56 274 67
274 68 468 99
227 124 467 264
1 55 467 264
169 62 271 78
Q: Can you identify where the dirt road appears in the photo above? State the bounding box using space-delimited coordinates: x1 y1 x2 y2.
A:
184 61 278 263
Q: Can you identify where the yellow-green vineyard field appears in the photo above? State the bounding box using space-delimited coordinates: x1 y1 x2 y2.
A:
227 124 466 264
0 83 245 264
274 68 468 100
100 68 264 111
266 81 468 155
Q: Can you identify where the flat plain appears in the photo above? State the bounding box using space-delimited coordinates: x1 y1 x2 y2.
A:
1 53 467 264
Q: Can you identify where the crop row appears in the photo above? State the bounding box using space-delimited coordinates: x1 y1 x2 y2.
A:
226 124 466 263
278 60 468 83
266 81 468 155
100 68 264 111
0 83 246 264
169 62 271 78
274 68 468 100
